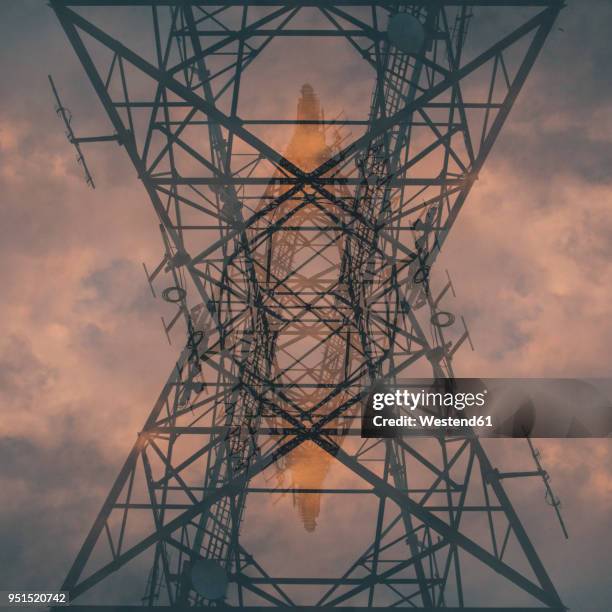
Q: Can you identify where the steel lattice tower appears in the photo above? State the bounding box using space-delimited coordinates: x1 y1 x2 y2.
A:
49 1 566 609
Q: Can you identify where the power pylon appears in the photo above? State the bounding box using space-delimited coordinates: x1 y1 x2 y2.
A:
49 1 566 609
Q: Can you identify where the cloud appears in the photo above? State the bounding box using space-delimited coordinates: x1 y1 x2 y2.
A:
438 162 612 377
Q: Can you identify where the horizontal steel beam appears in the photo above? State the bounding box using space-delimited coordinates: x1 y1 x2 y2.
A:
112 102 503 109
236 577 443 585
175 29 380 37
149 177 466 186
115 502 503 509
59 607 568 611
59 1 565 7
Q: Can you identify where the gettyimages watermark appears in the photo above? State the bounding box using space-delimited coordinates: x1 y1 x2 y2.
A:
361 378 612 439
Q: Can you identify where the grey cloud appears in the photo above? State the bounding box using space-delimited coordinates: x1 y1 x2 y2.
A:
0 335 56 410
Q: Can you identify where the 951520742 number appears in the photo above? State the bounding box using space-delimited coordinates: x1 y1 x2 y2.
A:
2 592 69 607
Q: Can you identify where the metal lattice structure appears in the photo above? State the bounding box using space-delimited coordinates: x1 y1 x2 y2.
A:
49 1 566 609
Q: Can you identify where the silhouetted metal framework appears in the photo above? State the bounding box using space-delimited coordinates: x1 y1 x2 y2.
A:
50 1 566 609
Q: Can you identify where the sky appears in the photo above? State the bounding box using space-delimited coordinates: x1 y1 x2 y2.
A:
0 0 611 610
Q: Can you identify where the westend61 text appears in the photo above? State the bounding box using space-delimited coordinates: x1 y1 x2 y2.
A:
371 414 493 428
